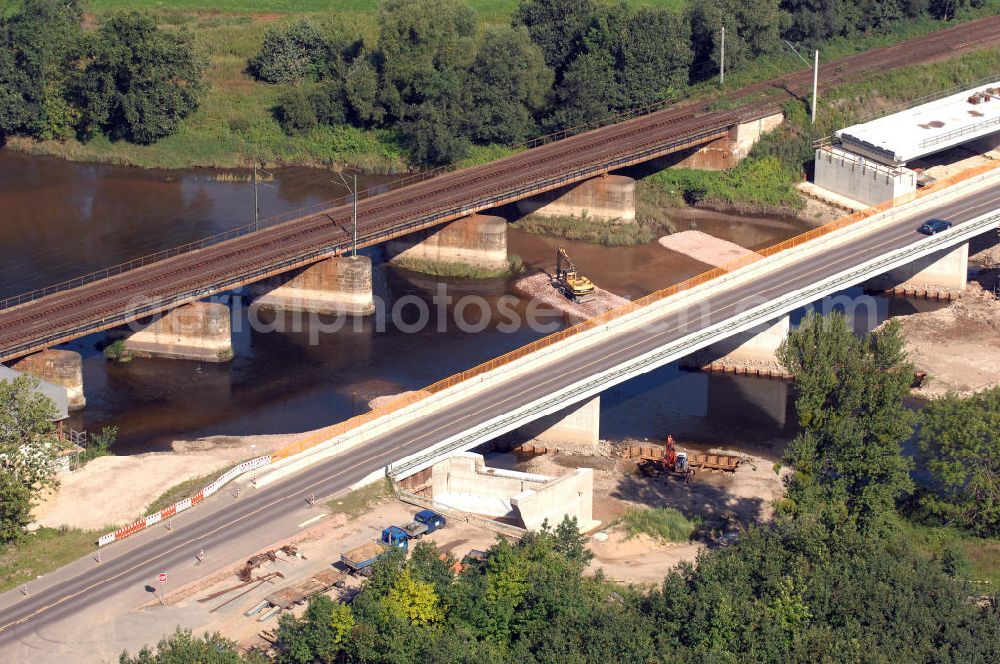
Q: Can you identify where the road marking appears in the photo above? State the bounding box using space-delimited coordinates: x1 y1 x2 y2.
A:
297 515 326 528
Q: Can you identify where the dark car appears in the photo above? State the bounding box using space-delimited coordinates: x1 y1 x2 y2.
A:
918 219 952 235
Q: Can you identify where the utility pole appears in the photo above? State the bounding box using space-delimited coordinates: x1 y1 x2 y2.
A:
719 27 725 86
252 164 259 231
352 173 358 257
811 49 819 125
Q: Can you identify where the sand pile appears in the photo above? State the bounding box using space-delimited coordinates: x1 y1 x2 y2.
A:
657 230 757 267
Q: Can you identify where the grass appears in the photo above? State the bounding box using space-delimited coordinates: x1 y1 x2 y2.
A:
327 477 394 519
900 520 1000 590
145 468 227 515
618 507 699 543
80 0 688 15
393 255 524 279
0 527 104 593
511 213 670 246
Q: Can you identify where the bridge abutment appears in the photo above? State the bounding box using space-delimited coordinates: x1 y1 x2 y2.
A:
683 315 791 377
252 255 376 315
874 242 969 297
517 395 600 448
387 214 508 272
670 112 785 170
11 349 85 411
813 147 918 207
516 174 635 222
124 301 233 362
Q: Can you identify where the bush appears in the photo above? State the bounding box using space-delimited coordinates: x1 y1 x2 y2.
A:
274 87 318 136
247 19 329 84
102 339 132 362
619 507 699 542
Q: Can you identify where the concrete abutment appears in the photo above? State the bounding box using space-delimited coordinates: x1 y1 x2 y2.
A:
517 395 600 448
670 112 785 171
517 175 636 222
252 255 375 316
124 301 233 362
387 214 508 270
11 349 86 411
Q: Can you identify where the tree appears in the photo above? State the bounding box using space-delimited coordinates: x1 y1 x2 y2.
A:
73 11 206 144
777 313 915 530
119 627 257 664
512 0 597 78
463 26 553 144
616 8 692 108
917 387 1000 536
0 374 59 544
688 0 785 81
780 0 857 45
274 86 318 136
247 19 332 84
0 0 82 142
276 595 351 664
383 567 443 626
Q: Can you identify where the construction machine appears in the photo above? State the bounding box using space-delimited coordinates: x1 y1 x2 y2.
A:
637 435 692 481
552 247 596 303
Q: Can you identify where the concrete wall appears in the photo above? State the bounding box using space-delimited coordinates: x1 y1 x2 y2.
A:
672 112 784 170
883 242 968 291
516 174 635 222
252 255 375 316
10 349 85 411
814 147 917 206
430 452 596 531
387 214 507 269
517 395 599 447
683 316 789 375
125 301 233 362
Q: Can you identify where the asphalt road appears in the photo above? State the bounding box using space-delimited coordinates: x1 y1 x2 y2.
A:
1 179 996 658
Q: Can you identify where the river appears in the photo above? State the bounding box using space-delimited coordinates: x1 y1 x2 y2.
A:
0 151 943 458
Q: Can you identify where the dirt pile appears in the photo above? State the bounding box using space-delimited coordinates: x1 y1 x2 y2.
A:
894 287 1000 398
657 230 757 267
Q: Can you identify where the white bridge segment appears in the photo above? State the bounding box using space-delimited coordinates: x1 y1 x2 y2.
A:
259 171 999 486
837 81 1000 165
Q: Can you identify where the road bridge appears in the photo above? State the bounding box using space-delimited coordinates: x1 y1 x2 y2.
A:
2 13 999 365
0 162 997 661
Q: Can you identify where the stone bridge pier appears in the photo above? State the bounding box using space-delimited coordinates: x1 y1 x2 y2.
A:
252 255 376 316
516 174 636 222
124 301 233 362
11 349 86 411
669 111 785 171
387 214 508 271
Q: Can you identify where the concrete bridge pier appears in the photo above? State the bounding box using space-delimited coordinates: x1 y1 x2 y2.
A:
684 315 791 377
387 214 508 271
517 395 600 448
877 242 969 298
11 349 86 411
252 255 376 315
124 301 233 362
516 174 635 222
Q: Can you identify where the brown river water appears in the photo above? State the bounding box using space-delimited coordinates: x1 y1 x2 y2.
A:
0 151 941 457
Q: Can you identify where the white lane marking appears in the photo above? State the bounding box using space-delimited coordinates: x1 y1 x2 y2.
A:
297 515 326 528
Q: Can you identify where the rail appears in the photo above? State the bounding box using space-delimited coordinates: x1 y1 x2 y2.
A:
0 87 779 314
270 159 1000 462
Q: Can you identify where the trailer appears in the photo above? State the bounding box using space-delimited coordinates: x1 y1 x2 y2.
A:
244 568 347 622
341 526 410 576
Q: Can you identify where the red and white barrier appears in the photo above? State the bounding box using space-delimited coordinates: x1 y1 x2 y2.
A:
97 455 272 547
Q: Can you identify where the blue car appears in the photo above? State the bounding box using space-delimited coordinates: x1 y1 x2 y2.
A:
918 219 952 235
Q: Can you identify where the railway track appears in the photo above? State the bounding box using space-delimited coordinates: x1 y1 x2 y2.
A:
2 14 999 362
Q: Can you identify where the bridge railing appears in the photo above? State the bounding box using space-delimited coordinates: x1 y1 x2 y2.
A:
270 159 1000 462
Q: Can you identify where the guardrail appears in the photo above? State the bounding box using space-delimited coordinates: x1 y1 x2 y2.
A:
271 159 1000 463
919 116 1000 149
97 455 271 547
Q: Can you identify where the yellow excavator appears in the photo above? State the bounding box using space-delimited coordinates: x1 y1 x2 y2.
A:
553 247 596 303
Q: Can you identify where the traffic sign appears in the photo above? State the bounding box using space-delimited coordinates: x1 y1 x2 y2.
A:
157 572 168 583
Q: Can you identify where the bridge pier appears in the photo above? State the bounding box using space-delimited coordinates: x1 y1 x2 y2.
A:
252 255 375 316
517 395 600 448
387 214 508 272
683 315 791 378
875 242 968 297
124 301 233 362
516 174 635 222
11 349 86 411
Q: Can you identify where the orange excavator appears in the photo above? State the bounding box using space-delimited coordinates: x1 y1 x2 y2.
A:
637 435 692 481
